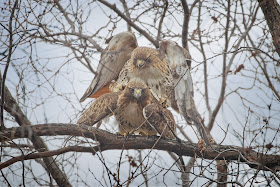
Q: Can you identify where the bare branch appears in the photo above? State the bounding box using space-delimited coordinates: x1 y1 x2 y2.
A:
97 0 159 47
1 124 280 173
120 0 132 32
0 76 71 187
157 0 168 42
1 0 18 130
0 146 97 170
197 1 212 119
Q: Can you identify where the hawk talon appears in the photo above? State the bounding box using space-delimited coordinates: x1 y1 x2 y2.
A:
139 132 148 136
151 134 160 139
116 131 130 137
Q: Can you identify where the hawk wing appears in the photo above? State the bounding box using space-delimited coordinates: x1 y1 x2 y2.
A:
159 40 194 124
143 103 176 139
79 32 138 102
77 92 118 126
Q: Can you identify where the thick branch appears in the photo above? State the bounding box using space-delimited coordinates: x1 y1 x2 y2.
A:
1 123 280 173
258 0 280 57
180 0 190 50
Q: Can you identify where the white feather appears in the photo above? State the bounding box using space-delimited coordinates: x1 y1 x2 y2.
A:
159 40 194 122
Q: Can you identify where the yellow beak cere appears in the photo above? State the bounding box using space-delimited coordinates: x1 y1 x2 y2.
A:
134 89 142 98
137 60 144 67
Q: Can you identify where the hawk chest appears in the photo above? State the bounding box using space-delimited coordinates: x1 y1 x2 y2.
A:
130 69 171 101
116 102 145 128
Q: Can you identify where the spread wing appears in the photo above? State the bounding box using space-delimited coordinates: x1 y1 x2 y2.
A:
143 103 176 139
79 32 138 102
77 92 118 126
159 40 194 124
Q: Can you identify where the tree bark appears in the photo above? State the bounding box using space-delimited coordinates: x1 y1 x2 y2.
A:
258 0 280 57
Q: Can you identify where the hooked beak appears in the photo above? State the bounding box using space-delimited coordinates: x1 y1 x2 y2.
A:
136 59 145 68
133 88 142 99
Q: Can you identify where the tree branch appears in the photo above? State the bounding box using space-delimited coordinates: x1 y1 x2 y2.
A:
157 0 168 42
97 0 159 47
197 1 212 119
120 0 132 32
0 77 71 187
54 0 76 32
0 146 97 170
1 123 280 173
258 0 280 57
1 0 18 130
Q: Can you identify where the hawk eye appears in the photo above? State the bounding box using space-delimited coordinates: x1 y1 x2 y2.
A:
129 88 134 93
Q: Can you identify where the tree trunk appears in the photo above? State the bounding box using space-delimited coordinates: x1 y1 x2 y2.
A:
258 0 280 57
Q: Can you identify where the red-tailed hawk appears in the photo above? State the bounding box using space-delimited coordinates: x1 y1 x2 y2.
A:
79 32 197 130
79 31 138 102
78 80 176 139
111 47 173 106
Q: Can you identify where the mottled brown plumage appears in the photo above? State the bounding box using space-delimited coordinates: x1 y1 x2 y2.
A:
111 47 173 106
79 31 138 102
79 33 197 127
114 80 155 136
77 92 118 125
115 80 176 138
77 80 176 139
78 32 197 137
143 103 176 139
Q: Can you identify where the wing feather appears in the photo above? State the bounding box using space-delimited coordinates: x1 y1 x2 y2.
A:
159 40 194 123
80 32 138 102
143 103 176 139
77 92 118 126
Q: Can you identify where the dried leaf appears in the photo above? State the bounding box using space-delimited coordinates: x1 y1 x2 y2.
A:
211 16 218 23
198 139 206 153
234 64 244 74
226 70 232 74
265 143 273 150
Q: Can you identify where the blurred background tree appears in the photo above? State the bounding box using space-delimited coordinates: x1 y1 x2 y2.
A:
0 0 279 186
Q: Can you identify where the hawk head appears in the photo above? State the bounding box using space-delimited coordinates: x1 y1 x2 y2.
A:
120 80 153 105
125 80 148 99
131 47 160 69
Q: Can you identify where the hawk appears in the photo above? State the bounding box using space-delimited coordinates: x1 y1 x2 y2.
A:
113 42 196 124
79 31 138 102
78 80 176 139
79 32 197 129
111 47 173 106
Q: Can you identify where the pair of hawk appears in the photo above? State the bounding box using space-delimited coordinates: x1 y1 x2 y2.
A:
77 32 194 139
